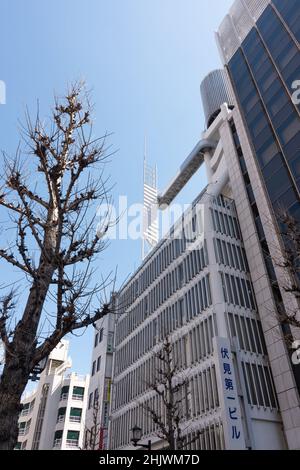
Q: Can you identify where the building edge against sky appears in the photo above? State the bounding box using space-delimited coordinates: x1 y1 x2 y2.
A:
104 0 300 450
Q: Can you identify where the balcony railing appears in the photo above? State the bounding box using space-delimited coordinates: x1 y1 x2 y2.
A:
72 394 83 401
18 426 29 436
69 416 81 423
57 415 65 423
60 393 68 401
20 407 32 417
53 439 62 449
66 439 79 448
64 373 87 381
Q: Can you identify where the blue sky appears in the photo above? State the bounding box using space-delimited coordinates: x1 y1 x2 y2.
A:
0 0 233 375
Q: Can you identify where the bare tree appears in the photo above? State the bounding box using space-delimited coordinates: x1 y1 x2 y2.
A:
83 399 101 450
0 83 115 450
142 337 199 450
273 210 300 337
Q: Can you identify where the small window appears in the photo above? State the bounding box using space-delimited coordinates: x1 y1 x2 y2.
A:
99 328 104 343
67 430 80 442
217 239 224 264
230 276 239 306
57 407 66 422
53 430 63 446
225 274 233 304
88 392 93 409
97 356 101 372
70 408 82 422
92 360 96 376
94 333 98 348
73 386 84 397
94 388 99 405
60 386 69 399
222 240 229 265
220 273 227 302
178 263 184 287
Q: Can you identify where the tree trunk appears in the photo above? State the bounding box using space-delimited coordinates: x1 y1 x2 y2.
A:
0 265 55 450
166 358 176 450
0 359 30 450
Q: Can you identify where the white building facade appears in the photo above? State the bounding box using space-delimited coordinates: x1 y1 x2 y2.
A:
16 340 89 450
84 313 115 450
109 185 286 450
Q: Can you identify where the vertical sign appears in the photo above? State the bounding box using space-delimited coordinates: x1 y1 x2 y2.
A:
213 336 246 450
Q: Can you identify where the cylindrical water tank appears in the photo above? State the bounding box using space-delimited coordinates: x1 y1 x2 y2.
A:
200 69 235 128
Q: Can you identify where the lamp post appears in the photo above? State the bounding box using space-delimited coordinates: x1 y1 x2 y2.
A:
131 425 151 451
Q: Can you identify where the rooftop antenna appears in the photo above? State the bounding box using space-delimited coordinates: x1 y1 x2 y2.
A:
142 136 158 260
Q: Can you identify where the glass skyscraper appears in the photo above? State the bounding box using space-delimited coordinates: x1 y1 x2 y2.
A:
218 0 300 222
216 0 300 449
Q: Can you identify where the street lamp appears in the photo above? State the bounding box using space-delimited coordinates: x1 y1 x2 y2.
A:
131 425 151 451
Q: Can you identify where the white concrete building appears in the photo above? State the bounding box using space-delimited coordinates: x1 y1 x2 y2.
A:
108 55 300 448
84 313 115 450
109 182 286 449
16 340 89 450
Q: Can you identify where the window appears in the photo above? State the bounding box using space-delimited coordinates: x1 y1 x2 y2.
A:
225 274 233 304
236 277 245 307
18 421 26 431
277 113 300 146
178 263 184 287
242 361 278 410
22 403 30 412
247 281 256 310
70 408 82 423
72 386 84 400
21 400 34 417
94 333 98 348
88 392 93 409
97 356 101 372
94 388 99 405
273 0 300 43
230 276 239 306
266 166 292 202
179 298 184 324
60 385 69 400
66 430 80 448
53 430 63 448
99 328 104 343
221 240 229 265
92 360 96 376
227 243 234 268
220 273 227 302
57 407 66 423
241 279 250 309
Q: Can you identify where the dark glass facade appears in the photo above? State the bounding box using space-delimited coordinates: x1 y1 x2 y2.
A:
226 1 300 391
227 1 300 222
